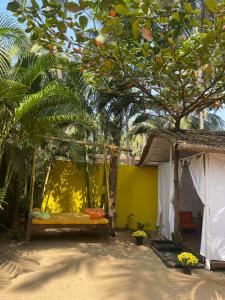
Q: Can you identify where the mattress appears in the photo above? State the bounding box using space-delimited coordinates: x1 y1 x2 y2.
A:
32 212 109 225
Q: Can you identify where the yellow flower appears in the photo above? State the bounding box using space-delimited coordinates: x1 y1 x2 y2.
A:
132 230 147 239
178 252 199 266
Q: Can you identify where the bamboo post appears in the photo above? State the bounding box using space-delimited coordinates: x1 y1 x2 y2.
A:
40 157 53 204
105 159 110 214
40 135 132 153
26 149 37 241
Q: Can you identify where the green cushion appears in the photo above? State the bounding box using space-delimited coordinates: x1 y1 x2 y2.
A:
31 211 50 219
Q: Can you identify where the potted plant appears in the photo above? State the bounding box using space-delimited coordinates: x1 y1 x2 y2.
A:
132 230 147 245
177 252 199 275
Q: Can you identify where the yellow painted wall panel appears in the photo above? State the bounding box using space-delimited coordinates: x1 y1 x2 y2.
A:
116 165 158 229
42 161 158 229
42 160 104 213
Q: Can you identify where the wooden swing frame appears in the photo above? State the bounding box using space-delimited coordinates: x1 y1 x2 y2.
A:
26 136 132 241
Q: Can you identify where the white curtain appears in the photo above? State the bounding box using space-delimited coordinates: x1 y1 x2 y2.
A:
188 153 225 267
158 153 225 267
158 159 183 240
207 154 225 262
158 162 172 239
188 154 208 262
188 154 206 202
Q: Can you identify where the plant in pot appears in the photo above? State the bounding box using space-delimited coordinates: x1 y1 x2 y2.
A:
132 230 147 245
178 252 199 275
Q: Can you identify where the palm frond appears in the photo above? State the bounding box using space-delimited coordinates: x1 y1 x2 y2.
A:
14 83 75 121
20 53 60 87
33 114 95 129
0 13 29 77
0 189 7 210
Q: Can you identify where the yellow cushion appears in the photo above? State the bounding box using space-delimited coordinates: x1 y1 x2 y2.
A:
32 212 109 225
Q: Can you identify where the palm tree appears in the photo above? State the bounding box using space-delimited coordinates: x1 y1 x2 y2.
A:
96 85 144 234
0 50 94 227
0 13 29 77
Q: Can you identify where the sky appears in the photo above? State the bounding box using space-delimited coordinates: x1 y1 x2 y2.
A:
0 0 225 122
0 1 9 12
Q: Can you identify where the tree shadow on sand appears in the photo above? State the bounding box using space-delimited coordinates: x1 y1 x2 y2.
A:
1 231 225 300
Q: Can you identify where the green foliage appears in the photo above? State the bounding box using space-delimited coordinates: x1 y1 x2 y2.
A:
9 0 225 129
205 0 218 13
0 13 29 76
125 213 150 231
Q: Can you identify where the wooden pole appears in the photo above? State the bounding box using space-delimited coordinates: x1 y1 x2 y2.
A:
26 149 37 241
40 135 132 153
173 144 180 241
40 157 53 205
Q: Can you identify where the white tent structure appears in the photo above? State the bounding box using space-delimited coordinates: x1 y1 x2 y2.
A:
139 129 225 269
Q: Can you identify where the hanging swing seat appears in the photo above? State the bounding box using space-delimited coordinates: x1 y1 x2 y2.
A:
26 212 110 241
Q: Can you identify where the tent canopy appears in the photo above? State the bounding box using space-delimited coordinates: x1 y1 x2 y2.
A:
138 129 225 166
138 129 225 268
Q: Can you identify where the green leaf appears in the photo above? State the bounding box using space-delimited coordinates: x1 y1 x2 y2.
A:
31 0 39 10
132 19 140 40
172 12 180 22
58 22 67 33
65 2 80 13
114 20 123 36
18 17 25 23
204 0 218 13
7 1 20 12
79 15 88 29
115 4 129 15
184 3 193 13
101 26 111 34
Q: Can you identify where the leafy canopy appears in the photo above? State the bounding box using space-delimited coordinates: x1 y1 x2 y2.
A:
8 0 225 128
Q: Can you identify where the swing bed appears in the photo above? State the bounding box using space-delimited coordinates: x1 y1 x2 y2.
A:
25 137 132 241
26 212 110 241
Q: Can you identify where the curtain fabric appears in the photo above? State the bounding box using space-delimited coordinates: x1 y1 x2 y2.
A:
207 154 225 262
158 160 183 240
158 152 225 265
158 162 172 239
187 154 208 260
188 153 225 265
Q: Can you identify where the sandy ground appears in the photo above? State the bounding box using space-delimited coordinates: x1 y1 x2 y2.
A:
0 230 225 300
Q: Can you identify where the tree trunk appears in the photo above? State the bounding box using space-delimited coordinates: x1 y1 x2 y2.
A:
109 151 119 236
100 150 109 212
83 146 92 207
11 171 23 229
175 118 181 132
125 109 130 164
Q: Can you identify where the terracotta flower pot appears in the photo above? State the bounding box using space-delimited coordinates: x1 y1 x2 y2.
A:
136 236 144 245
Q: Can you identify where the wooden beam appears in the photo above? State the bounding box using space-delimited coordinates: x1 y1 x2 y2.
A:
40 135 132 153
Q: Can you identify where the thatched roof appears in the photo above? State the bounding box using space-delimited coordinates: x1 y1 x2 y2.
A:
138 129 225 166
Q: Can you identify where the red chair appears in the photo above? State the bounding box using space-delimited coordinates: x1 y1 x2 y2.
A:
179 211 198 231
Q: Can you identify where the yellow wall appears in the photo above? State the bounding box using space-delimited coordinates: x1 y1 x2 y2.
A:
42 160 158 229
42 160 104 213
116 165 158 229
